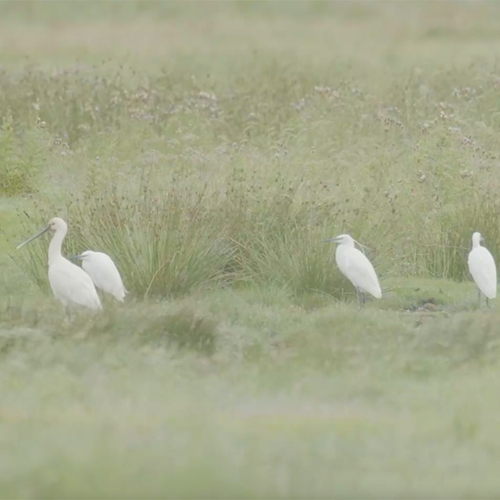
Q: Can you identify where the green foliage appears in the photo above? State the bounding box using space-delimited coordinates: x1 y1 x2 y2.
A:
413 192 500 281
13 167 391 301
11 50 500 295
146 306 218 355
1 286 500 497
5 2 500 498
0 113 50 196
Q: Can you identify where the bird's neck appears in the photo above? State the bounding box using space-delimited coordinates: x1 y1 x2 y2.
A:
341 242 355 249
48 228 67 266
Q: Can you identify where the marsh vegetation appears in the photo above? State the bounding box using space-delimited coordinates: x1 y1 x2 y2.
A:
2 1 500 497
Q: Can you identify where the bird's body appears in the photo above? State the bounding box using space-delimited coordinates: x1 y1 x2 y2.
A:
17 218 102 312
326 234 382 308
335 243 382 298
72 251 126 302
468 232 496 307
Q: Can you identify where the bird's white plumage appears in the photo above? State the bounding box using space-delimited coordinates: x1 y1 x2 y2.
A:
78 250 126 302
329 234 382 299
468 232 497 300
17 217 102 312
49 258 102 310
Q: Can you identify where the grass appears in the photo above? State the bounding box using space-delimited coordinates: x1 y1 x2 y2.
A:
2 1 500 497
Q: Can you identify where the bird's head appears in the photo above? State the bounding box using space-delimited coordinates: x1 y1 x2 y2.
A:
472 232 485 247
323 233 372 253
17 217 68 250
68 250 93 262
324 234 355 247
48 217 67 232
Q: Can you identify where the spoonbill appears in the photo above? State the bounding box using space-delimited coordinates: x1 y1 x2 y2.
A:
468 231 497 308
17 217 102 312
68 250 127 302
325 233 382 308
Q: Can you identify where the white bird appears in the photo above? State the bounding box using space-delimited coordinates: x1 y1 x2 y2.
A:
468 231 497 308
325 233 382 308
68 250 127 302
17 217 102 313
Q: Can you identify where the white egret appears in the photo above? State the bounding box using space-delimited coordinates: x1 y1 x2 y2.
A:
468 231 497 308
325 233 382 308
17 217 102 312
68 250 127 302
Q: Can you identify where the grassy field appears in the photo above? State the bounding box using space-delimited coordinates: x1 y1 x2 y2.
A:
3 1 500 497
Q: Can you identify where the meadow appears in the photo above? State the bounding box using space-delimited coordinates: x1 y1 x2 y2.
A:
3 1 500 497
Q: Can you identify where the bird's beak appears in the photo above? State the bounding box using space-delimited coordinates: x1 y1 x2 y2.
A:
16 225 51 250
67 254 84 261
323 237 340 243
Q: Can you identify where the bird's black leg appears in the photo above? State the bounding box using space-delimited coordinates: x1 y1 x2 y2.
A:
356 288 363 310
487 297 491 309
478 288 481 309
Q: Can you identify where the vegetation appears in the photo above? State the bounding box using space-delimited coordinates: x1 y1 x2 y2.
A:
2 1 500 497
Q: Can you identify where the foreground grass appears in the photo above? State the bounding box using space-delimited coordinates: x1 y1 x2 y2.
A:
3 1 500 497
1 283 500 497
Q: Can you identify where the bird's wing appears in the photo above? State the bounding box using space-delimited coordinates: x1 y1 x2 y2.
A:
83 254 126 295
49 261 102 309
341 249 382 297
468 248 497 298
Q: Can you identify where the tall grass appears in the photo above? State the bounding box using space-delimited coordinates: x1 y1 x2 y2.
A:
6 15 500 298
13 170 366 299
15 152 500 300
0 112 50 196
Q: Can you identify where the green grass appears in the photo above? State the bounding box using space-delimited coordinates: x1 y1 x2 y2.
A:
2 1 500 497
